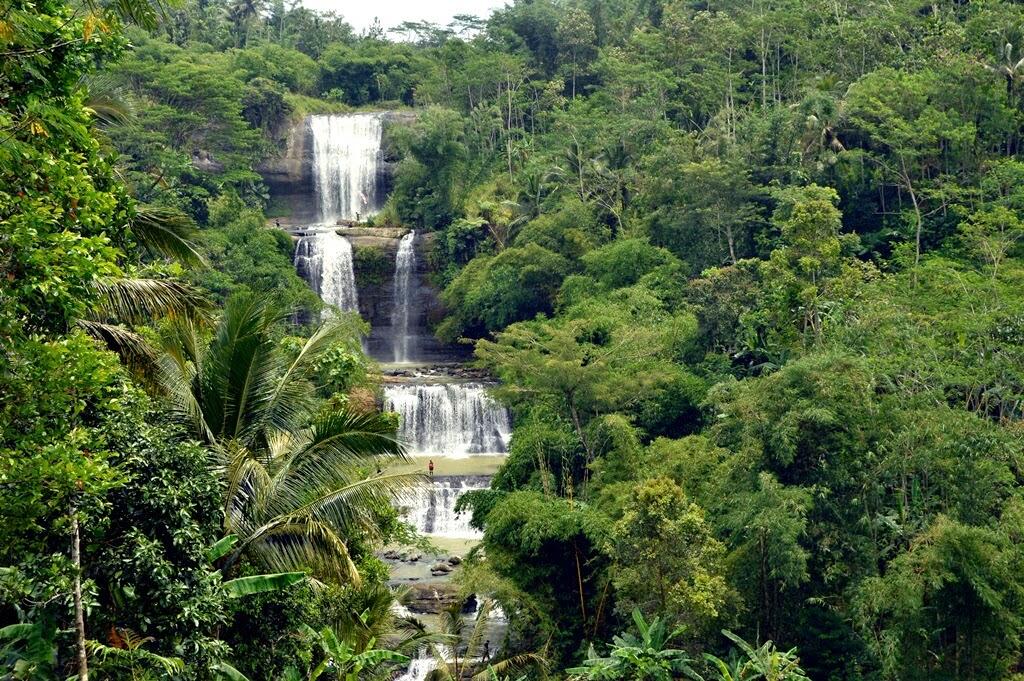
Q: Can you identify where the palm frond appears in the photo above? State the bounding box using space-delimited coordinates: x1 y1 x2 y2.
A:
83 74 135 128
201 295 289 444
132 204 206 267
262 316 365 433
266 410 408 504
75 319 174 395
272 473 423 542
223 444 274 530
77 319 159 372
85 0 166 30
244 517 362 585
471 653 549 681
91 277 212 325
155 323 216 444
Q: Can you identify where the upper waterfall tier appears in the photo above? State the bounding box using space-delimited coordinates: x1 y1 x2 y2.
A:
384 383 512 458
309 113 383 222
293 228 359 312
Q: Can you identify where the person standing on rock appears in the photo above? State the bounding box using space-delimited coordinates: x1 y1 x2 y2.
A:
428 459 434 477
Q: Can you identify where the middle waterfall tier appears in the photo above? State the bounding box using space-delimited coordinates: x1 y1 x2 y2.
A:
384 383 512 457
390 230 417 363
293 228 359 313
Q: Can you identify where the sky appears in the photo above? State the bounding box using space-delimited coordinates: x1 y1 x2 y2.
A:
299 0 508 34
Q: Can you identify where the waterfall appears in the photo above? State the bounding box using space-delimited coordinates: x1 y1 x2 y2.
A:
293 229 359 312
391 231 417 363
395 656 437 681
384 383 512 457
401 477 489 539
309 113 382 222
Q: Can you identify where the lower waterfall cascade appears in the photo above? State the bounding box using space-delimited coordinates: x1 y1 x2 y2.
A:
384 383 512 458
400 476 490 539
396 656 437 681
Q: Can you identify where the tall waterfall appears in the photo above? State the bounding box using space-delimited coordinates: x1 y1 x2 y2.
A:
391 231 417 362
309 113 382 222
384 383 512 457
401 476 489 539
293 229 359 312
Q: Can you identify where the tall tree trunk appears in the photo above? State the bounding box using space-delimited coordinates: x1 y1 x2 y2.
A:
72 511 89 681
901 158 923 285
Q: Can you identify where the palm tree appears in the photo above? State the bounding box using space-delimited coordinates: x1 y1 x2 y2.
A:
985 41 1024 100
76 75 209 372
157 293 416 583
423 598 547 681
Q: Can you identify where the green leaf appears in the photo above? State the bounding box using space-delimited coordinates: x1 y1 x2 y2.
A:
208 534 239 563
212 661 252 681
223 571 306 598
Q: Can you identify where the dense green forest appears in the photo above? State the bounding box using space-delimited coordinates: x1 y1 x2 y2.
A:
4 0 1024 678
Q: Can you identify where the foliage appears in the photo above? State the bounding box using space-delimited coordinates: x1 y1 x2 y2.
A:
10 0 1024 678
608 478 729 637
157 293 412 584
439 244 570 341
567 609 695 681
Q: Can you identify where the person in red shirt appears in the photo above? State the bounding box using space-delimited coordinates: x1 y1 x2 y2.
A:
428 459 434 477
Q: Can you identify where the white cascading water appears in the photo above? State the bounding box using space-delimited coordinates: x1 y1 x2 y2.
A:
401 477 489 539
293 229 359 312
384 383 512 457
309 113 382 222
391 231 416 362
395 656 437 681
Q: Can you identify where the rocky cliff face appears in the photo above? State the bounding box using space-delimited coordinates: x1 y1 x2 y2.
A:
350 230 468 364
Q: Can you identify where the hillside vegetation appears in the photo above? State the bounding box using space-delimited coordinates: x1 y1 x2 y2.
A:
3 0 1024 679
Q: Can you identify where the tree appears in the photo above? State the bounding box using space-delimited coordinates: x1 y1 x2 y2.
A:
644 158 761 270
958 205 1024 278
844 67 978 277
438 244 571 341
157 294 412 583
609 478 729 636
556 7 596 99
480 491 611 666
853 515 1024 681
476 286 698 467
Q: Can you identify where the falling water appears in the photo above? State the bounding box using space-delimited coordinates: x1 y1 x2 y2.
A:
384 383 512 457
293 229 359 312
395 655 437 681
401 477 489 539
391 231 417 362
309 113 382 222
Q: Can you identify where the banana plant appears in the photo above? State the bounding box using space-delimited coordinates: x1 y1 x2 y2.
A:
694 630 809 681
288 622 409 681
567 609 695 681
208 534 307 598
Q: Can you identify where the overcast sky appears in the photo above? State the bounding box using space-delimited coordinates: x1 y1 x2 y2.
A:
299 0 508 34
